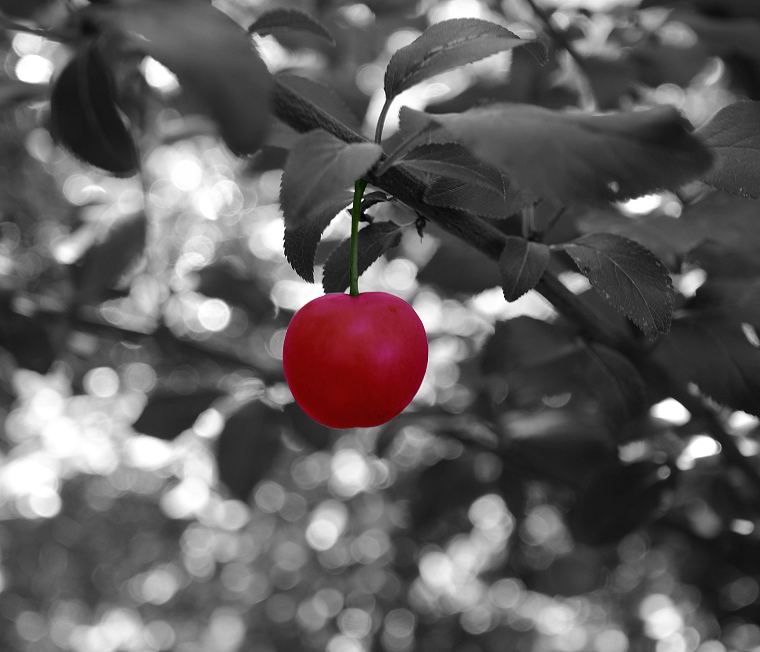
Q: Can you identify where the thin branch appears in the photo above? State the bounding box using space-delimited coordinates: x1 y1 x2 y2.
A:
273 79 630 350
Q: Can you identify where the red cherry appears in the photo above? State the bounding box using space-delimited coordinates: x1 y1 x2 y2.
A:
283 292 428 428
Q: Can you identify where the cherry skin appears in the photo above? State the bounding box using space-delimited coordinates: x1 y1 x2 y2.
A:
283 292 428 428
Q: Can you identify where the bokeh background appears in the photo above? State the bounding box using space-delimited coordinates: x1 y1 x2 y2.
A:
1 0 760 651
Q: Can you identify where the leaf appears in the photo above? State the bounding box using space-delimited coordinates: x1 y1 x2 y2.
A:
575 208 705 271
504 410 616 488
0 302 55 374
652 315 760 416
582 344 647 425
425 175 531 219
49 43 139 176
398 142 504 189
688 278 760 324
424 104 712 204
195 264 274 319
283 192 352 282
568 461 674 545
86 0 272 156
322 221 403 293
284 401 332 450
499 237 550 301
133 388 224 440
70 211 147 305
560 233 674 338
276 74 362 133
384 18 547 103
698 102 760 198
280 130 382 230
249 7 335 45
216 401 284 501
482 317 580 376
417 238 500 295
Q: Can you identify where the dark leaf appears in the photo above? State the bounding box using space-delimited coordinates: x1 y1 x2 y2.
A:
425 174 530 219
424 105 712 204
499 460 527 520
249 7 335 45
561 233 674 338
195 264 274 319
652 315 760 416
283 192 352 282
0 0 54 18
384 18 547 103
499 237 550 301
482 316 580 376
568 461 674 545
0 77 48 109
418 238 499 295
216 401 284 501
0 304 55 374
575 208 705 271
280 130 382 230
86 0 272 155
284 401 331 450
70 211 147 305
277 74 362 133
50 43 138 176
322 221 403 293
399 142 504 189
688 278 760 324
581 343 647 425
698 102 760 198
133 388 224 440
504 410 617 488
411 455 491 535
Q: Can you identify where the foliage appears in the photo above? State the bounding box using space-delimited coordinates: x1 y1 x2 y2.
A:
2 1 760 652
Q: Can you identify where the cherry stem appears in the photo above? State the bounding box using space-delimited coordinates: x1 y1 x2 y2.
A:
349 178 368 297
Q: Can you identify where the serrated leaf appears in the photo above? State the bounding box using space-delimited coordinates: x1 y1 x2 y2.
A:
399 142 504 189
249 7 335 45
321 221 403 294
698 102 760 198
216 401 284 501
561 233 674 338
582 344 647 425
133 388 223 440
50 43 138 176
425 175 530 219
277 73 362 133
568 461 674 545
70 211 147 305
499 237 550 301
86 0 272 155
575 208 705 271
424 104 712 204
283 192 352 282
384 18 547 103
652 315 760 416
280 130 382 230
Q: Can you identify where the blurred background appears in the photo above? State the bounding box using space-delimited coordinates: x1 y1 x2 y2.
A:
1 0 760 651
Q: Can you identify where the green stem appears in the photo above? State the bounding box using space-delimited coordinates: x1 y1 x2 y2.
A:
349 179 368 297
374 98 392 144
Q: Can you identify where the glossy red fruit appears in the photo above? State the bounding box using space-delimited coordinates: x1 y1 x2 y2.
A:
283 292 428 428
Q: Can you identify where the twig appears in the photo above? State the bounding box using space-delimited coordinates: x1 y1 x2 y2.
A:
273 79 630 350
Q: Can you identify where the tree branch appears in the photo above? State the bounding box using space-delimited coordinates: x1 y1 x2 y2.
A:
272 79 630 350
